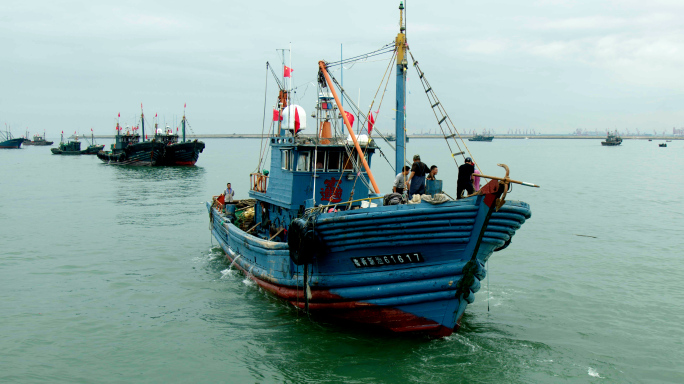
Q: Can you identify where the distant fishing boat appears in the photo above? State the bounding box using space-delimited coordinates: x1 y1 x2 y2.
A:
469 131 494 142
152 106 205 166
0 126 23 149
207 2 537 337
659 143 667 147
601 131 622 146
97 106 166 166
81 129 104 154
51 132 83 155
23 130 54 146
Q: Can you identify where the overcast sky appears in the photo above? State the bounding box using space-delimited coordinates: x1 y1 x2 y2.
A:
2 0 684 137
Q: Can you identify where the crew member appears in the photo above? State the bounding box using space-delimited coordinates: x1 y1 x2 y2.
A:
426 165 438 180
393 166 411 195
407 154 430 198
457 158 475 199
224 182 235 203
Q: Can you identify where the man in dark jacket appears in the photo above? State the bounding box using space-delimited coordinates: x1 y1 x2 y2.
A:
407 154 429 199
457 157 475 199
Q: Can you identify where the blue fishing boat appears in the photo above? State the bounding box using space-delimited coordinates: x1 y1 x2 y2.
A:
207 3 537 337
1 127 23 149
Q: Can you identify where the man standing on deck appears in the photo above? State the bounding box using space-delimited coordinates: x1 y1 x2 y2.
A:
224 182 235 203
407 154 429 199
457 157 475 199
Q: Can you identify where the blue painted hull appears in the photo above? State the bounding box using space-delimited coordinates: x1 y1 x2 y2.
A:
208 195 531 336
0 138 23 149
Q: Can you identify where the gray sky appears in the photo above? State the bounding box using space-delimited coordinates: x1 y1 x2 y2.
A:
2 0 684 137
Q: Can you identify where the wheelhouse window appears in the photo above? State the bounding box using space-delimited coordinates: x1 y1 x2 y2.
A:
327 152 341 171
281 149 291 170
314 150 326 171
342 152 356 171
296 151 311 172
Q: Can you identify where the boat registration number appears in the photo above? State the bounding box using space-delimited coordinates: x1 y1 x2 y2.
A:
351 253 424 268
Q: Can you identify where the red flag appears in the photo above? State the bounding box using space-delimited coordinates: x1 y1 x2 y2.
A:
118 112 120 118
344 111 355 128
284 66 293 78
155 113 157 117
272 109 280 122
368 112 375 134
294 107 301 134
61 131 63 134
176 127 178 132
184 103 186 108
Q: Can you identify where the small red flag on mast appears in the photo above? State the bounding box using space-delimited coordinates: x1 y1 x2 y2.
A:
284 66 293 78
272 109 280 122
368 112 375 134
344 111 355 129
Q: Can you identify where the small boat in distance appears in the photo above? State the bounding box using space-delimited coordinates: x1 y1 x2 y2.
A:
659 143 667 147
51 132 83 155
601 131 622 146
23 130 54 146
152 106 205 166
469 131 494 142
97 107 166 166
81 129 105 154
1 126 23 149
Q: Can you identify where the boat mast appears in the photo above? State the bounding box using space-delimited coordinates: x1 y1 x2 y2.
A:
182 103 186 142
140 103 145 142
395 1 408 173
318 61 380 194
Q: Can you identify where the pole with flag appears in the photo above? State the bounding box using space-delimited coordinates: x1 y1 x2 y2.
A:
140 103 145 142
182 103 186 142
368 111 375 134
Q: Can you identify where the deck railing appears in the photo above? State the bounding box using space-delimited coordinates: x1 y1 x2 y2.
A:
250 173 269 193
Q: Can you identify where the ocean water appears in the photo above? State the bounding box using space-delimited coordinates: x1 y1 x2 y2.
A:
1 138 683 383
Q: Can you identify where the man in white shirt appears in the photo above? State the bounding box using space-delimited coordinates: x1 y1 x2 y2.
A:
393 166 410 194
224 183 235 203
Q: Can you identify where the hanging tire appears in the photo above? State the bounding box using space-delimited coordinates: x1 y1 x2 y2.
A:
288 218 319 265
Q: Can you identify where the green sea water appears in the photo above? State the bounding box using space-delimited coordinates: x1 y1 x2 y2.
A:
1 138 683 383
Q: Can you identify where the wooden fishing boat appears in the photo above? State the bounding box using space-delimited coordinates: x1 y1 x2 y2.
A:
97 107 165 166
152 107 205 166
23 131 54 146
0 129 23 149
81 129 104 154
207 2 537 337
659 143 667 147
601 131 622 146
51 132 82 155
468 132 494 142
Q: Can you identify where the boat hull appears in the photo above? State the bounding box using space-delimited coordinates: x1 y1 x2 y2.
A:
601 142 622 146
0 138 23 149
24 141 54 146
207 195 531 336
158 141 205 165
97 141 165 166
51 148 82 155
468 136 494 142
81 145 105 154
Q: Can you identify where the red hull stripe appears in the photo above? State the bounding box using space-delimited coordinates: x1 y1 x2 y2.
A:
224 252 454 336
